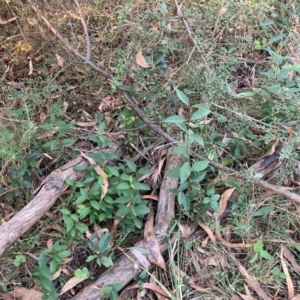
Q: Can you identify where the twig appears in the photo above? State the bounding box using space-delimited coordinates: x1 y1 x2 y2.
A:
27 0 112 79
211 103 278 129
26 0 300 203
173 0 208 69
74 0 90 61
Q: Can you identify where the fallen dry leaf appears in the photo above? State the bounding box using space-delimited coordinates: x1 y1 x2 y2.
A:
215 229 252 248
0 16 17 25
282 245 300 272
28 59 33 75
281 245 294 299
201 236 209 248
59 274 89 295
179 223 189 239
237 292 256 300
231 295 243 300
259 140 280 159
150 275 169 300
52 267 61 280
144 202 166 270
136 49 150 68
80 152 108 200
56 54 65 68
196 221 216 245
213 188 235 220
232 256 272 300
6 288 43 300
76 121 97 127
178 269 211 294
0 293 13 300
35 55 43 62
128 283 170 298
46 238 53 249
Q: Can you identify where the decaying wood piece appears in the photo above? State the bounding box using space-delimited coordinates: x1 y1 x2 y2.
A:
71 226 198 300
249 143 283 176
70 154 184 299
0 156 88 257
155 154 183 237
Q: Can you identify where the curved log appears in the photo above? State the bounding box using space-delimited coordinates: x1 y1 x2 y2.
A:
0 157 88 257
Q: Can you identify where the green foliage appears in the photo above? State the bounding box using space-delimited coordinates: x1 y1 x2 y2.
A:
271 268 286 285
33 242 72 300
74 267 91 278
250 239 272 263
86 233 114 268
64 133 152 236
13 254 26 267
100 283 123 300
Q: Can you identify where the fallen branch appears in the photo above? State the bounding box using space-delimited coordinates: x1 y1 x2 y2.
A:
26 0 300 204
70 225 198 300
0 157 88 257
155 154 183 236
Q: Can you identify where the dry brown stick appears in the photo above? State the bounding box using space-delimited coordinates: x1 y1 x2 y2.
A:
27 0 112 79
0 157 88 257
26 0 300 204
74 0 90 61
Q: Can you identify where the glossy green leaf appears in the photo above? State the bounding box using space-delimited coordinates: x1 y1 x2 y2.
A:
163 115 186 123
191 109 210 120
180 162 191 184
176 89 189 105
191 161 210 172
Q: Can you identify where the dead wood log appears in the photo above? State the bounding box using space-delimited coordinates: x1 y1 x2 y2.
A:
70 153 184 299
155 154 183 236
70 227 198 300
0 156 88 257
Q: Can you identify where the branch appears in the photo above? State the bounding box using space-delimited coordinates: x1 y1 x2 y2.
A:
27 0 300 204
27 0 112 79
74 0 90 61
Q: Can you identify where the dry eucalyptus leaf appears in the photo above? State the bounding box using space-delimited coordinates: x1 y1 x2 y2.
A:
56 54 65 68
60 275 89 295
80 152 109 200
6 288 43 300
281 246 295 299
232 257 272 300
136 49 150 68
128 283 170 298
213 188 235 220
28 59 33 75
282 245 300 272
76 121 97 127
35 55 43 62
